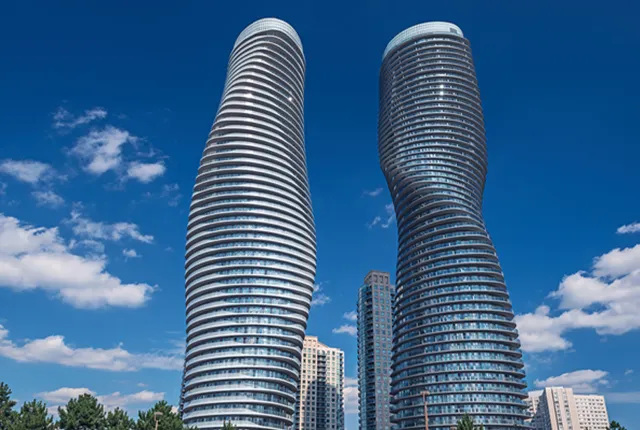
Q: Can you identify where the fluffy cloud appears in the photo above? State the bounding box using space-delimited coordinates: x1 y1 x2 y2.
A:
32 191 65 208
126 162 166 183
332 325 357 336
617 222 640 234
534 370 609 393
343 311 357 322
53 107 107 129
0 324 182 371
516 243 640 353
71 127 137 175
122 249 140 259
311 283 331 307
0 160 62 184
344 377 358 414
68 210 153 244
0 213 154 308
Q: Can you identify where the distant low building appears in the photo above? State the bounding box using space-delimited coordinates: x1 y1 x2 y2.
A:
527 387 609 430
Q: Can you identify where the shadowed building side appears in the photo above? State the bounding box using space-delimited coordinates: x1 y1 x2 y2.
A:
180 18 316 430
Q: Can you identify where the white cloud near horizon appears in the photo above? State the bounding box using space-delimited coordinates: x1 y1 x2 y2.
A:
122 249 141 259
534 370 609 393
53 107 107 130
0 213 154 308
0 324 182 372
516 242 640 353
344 377 358 414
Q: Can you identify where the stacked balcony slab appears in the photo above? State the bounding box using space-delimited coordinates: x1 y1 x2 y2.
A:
379 22 528 429
181 18 316 430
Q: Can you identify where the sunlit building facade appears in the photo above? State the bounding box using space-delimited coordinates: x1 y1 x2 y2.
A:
378 22 528 429
180 18 316 430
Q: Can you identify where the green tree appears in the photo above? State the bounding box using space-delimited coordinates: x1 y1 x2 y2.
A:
13 400 55 430
58 394 106 430
106 408 133 430
609 421 627 430
456 414 484 430
0 382 17 430
135 402 183 430
221 422 236 430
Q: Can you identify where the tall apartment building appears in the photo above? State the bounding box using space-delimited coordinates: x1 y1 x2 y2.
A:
357 271 394 430
180 18 317 430
378 22 528 429
294 336 345 430
528 388 609 430
575 394 609 430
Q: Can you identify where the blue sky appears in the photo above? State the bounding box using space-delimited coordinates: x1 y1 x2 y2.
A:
1 0 639 428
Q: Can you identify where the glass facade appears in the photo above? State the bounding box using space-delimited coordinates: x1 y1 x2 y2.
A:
180 18 316 430
357 271 394 430
378 22 528 429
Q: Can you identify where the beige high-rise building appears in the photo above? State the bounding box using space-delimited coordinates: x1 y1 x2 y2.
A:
575 394 609 430
528 388 610 430
294 336 345 430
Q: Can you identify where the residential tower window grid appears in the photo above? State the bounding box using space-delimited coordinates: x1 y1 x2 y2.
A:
357 270 395 430
180 18 317 430
378 22 528 429
294 336 345 430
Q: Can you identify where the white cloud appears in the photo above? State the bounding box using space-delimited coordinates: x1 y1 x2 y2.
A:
367 216 381 229
53 107 107 129
0 213 154 308
0 182 7 195
126 162 166 183
367 204 395 229
312 283 331 307
343 311 357 322
332 325 357 337
625 369 634 376
534 370 609 393
381 203 395 228
122 249 140 259
0 324 182 371
617 222 640 235
68 210 153 244
0 160 62 184
516 243 640 353
363 188 383 197
344 377 358 414
71 126 137 175
32 191 65 208
38 387 163 416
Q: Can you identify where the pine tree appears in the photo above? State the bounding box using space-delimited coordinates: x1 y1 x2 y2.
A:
106 408 133 430
0 382 17 430
13 400 55 430
58 394 106 430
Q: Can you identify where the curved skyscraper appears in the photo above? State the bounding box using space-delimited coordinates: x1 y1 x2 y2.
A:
379 22 528 429
181 18 316 430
